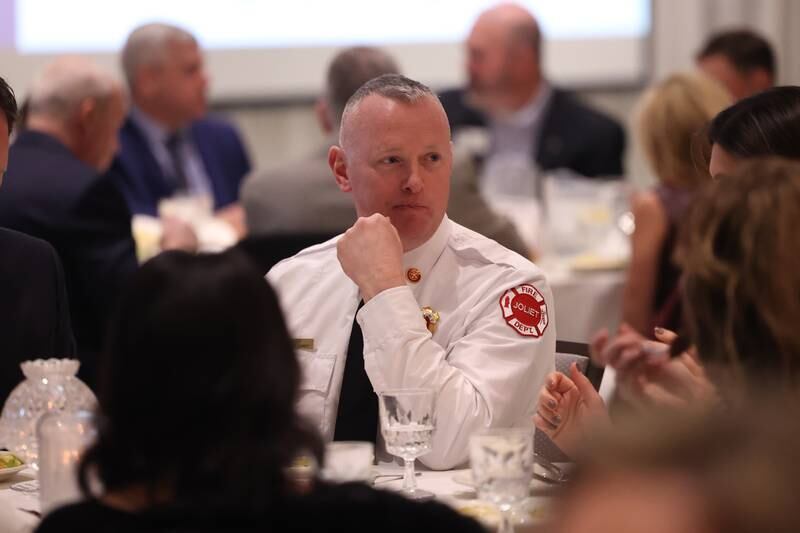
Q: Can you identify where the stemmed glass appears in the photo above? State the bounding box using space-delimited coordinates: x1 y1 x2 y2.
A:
470 428 534 533
378 389 435 501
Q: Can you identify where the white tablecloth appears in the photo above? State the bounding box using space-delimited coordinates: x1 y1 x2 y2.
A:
543 259 625 343
0 469 39 533
374 464 555 529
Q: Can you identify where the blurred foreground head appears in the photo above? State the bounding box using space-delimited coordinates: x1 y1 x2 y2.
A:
80 249 321 510
555 396 800 533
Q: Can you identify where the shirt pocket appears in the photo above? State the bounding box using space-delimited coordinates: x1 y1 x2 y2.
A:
296 352 337 434
297 351 336 394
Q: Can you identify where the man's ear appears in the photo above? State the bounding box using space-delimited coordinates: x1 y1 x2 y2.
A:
75 97 98 134
329 145 352 192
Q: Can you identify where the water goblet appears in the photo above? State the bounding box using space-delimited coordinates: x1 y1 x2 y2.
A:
378 389 435 501
470 428 534 533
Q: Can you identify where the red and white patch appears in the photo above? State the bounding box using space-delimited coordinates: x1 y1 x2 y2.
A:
499 284 549 338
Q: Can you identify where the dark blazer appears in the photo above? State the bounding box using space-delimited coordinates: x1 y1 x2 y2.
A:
0 131 138 389
112 115 251 216
439 87 626 178
0 228 75 401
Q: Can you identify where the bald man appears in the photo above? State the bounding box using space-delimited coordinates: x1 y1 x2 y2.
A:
268 74 555 470
440 3 625 195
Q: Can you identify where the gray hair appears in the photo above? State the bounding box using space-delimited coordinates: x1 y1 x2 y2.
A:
121 23 197 89
339 74 441 146
27 56 120 122
325 47 400 129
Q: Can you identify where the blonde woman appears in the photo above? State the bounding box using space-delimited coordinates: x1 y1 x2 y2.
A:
623 73 731 335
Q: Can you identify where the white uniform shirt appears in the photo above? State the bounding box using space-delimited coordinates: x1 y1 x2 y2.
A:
267 216 556 469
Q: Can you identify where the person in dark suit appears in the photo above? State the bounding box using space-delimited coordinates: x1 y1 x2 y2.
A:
112 23 251 236
0 58 195 390
439 3 625 194
0 76 75 402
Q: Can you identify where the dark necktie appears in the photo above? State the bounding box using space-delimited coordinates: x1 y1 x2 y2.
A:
333 301 378 443
164 133 188 193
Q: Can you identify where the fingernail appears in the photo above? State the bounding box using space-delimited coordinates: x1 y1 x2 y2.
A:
547 399 556 409
548 379 555 388
654 327 665 336
554 415 562 424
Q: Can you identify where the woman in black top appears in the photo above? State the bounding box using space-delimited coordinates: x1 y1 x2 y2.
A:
35 249 482 533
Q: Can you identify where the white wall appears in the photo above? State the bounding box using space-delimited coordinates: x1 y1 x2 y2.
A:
218 0 800 187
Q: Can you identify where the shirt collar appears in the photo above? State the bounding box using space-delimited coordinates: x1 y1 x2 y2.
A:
401 215 452 285
493 82 553 128
130 106 174 145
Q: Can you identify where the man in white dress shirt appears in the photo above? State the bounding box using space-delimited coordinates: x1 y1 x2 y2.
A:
267 74 555 470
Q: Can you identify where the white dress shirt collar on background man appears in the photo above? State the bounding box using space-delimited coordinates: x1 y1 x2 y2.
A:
481 82 553 198
129 106 212 197
268 215 556 470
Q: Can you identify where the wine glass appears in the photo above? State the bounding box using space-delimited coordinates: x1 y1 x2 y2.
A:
378 389 435 501
470 428 534 533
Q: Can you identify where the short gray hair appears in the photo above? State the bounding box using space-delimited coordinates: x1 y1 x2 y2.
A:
326 47 400 129
27 56 120 122
121 23 196 89
339 74 441 146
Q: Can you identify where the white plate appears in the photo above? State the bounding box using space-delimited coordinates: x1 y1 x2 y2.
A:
0 464 26 481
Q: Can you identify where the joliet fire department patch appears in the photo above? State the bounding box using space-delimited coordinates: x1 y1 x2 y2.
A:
499 284 549 338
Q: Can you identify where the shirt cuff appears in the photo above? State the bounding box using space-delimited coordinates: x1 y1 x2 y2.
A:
357 285 428 353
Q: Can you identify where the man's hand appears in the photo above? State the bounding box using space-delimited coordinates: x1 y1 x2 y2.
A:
160 215 199 252
215 203 247 239
337 214 405 302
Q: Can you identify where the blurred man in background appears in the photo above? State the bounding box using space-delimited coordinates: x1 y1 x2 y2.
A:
0 57 195 389
0 58 132 388
440 2 625 199
242 47 397 237
113 23 251 235
696 28 775 101
0 75 75 401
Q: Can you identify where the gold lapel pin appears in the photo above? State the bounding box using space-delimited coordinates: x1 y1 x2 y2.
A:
407 267 422 283
421 306 440 334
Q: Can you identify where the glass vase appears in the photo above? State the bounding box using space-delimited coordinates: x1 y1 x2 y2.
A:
0 359 96 468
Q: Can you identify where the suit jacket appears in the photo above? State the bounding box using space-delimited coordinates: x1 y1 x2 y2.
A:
0 228 75 401
241 143 356 236
439 87 626 178
112 115 251 216
0 131 138 389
